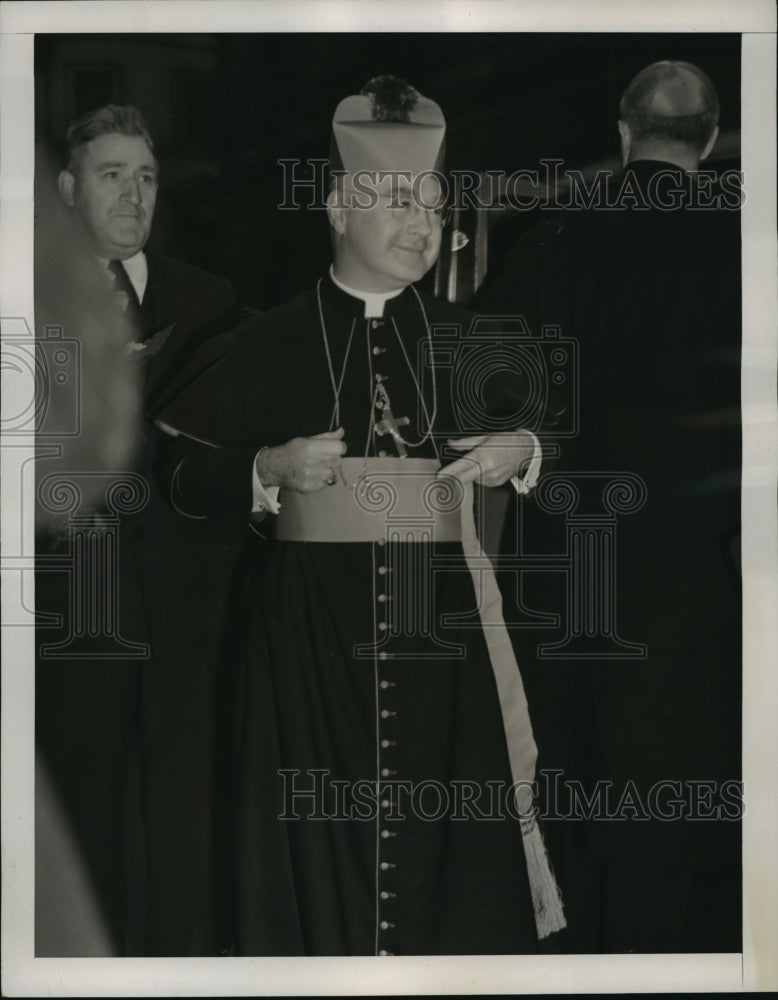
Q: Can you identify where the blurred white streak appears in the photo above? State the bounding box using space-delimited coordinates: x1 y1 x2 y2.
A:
34 147 144 525
34 754 116 957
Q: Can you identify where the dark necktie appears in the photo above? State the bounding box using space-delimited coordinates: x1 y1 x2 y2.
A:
107 259 142 323
109 260 173 363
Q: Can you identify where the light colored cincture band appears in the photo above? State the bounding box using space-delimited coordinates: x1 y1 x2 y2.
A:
275 458 465 543
459 494 567 939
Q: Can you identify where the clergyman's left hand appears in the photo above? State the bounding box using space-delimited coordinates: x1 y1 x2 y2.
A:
439 431 536 487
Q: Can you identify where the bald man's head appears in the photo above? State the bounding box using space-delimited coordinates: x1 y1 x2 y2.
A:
618 61 720 169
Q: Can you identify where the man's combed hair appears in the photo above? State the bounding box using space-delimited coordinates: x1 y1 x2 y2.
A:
65 104 154 173
619 106 719 152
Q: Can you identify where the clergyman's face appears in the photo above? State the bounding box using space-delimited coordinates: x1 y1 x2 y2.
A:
333 172 444 293
60 132 158 260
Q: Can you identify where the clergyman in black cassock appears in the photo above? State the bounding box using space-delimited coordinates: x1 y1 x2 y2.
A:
157 76 565 956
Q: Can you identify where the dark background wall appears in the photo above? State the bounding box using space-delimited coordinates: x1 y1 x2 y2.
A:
35 33 741 310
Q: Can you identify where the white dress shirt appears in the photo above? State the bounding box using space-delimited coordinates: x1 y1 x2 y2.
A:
99 250 148 304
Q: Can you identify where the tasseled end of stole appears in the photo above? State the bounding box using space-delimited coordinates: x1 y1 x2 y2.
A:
520 813 566 939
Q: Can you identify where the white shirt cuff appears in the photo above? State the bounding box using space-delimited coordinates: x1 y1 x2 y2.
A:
511 430 542 495
251 450 281 515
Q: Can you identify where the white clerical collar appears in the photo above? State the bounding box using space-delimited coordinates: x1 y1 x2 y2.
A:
329 265 404 318
98 250 148 303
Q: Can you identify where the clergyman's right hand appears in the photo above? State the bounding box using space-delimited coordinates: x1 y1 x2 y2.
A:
255 427 346 493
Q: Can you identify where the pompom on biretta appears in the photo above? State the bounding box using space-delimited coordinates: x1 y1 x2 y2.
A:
361 75 420 122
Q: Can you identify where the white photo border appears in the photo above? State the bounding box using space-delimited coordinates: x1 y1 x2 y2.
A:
2 1 776 995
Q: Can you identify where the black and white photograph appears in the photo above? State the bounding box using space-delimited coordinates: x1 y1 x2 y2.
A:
1 1 776 995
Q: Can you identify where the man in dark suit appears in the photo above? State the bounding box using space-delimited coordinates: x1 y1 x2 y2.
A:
36 105 247 956
477 62 742 952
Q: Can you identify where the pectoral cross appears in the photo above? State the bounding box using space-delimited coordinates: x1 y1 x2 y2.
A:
374 374 410 458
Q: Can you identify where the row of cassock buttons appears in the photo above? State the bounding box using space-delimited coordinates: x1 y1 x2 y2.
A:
377 535 398 956
372 319 405 956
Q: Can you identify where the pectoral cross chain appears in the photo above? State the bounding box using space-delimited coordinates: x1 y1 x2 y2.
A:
374 375 410 458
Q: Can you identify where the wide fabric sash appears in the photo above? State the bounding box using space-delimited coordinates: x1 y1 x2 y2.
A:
275 458 464 543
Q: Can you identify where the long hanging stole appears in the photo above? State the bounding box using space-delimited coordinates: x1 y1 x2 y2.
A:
459 494 566 939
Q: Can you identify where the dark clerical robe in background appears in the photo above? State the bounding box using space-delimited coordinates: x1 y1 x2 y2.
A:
476 160 742 952
159 275 558 956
